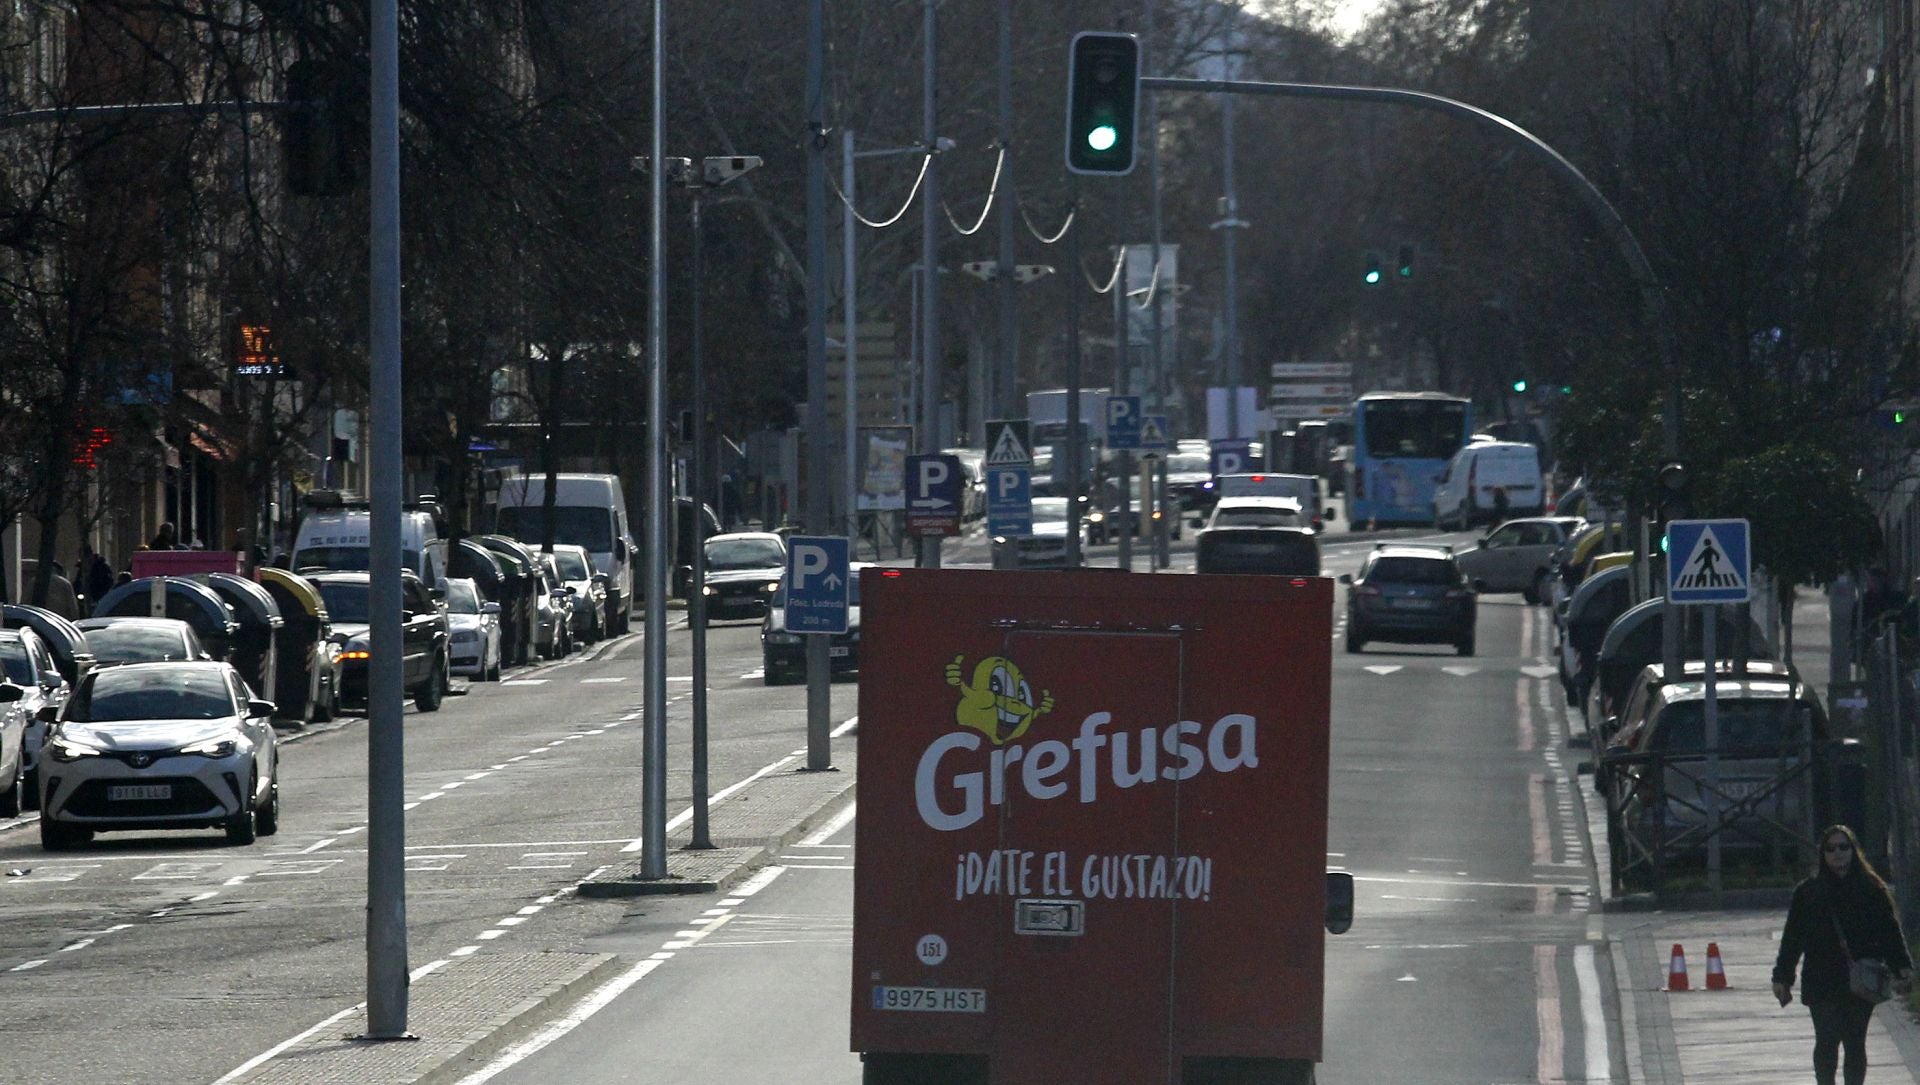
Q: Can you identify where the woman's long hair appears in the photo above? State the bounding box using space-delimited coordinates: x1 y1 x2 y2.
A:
1819 824 1894 901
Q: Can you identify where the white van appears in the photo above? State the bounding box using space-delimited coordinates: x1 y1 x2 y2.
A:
1432 441 1544 530
494 473 635 634
291 493 449 587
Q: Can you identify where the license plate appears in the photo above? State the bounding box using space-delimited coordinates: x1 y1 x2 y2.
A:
871 986 986 1013
108 784 172 801
830 647 850 658
1389 597 1435 609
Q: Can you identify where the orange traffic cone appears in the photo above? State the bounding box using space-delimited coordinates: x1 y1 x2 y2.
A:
1705 943 1728 990
1667 944 1690 992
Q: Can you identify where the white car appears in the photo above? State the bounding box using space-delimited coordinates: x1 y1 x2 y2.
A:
37 661 280 849
441 577 502 682
3 627 70 814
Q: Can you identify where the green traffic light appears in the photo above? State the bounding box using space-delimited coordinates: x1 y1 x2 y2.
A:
1898 411 1908 425
1364 268 1381 285
1559 385 1572 395
1511 379 1528 393
1087 124 1117 152
1660 534 1670 554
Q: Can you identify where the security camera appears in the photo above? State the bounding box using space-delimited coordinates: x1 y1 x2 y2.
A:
703 155 763 186
932 137 956 153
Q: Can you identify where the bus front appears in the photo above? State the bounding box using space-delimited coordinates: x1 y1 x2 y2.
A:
1345 394 1471 526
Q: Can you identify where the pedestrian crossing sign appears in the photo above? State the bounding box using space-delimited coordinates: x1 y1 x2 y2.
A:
1665 519 1750 604
984 419 1032 468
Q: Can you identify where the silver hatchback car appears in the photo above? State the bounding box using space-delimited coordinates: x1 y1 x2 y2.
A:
37 661 280 850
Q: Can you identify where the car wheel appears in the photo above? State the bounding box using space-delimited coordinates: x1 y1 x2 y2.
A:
415 659 445 712
40 817 89 851
255 781 280 837
226 789 258 846
0 761 20 819
1345 625 1365 654
1531 570 1553 607
22 767 38 812
486 657 502 682
762 659 780 686
312 680 335 723
1456 634 1476 657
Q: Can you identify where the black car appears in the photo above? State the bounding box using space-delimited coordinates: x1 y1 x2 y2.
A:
1340 545 1476 655
761 563 869 684
310 571 451 712
700 532 788 623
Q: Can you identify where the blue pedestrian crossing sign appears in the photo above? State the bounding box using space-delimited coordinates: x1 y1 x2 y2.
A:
784 535 850 634
1665 519 1751 605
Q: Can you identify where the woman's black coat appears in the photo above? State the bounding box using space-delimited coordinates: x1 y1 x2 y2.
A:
1773 871 1912 1005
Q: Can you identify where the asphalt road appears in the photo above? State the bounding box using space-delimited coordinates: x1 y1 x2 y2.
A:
428 527 1618 1083
0 611 856 1085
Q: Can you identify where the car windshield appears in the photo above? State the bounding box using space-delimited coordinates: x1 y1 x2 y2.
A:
1032 497 1069 523
70 667 233 722
0 641 33 684
1366 557 1456 585
495 505 614 553
1212 508 1302 528
1167 453 1211 474
1653 699 1809 752
550 551 591 580
316 582 371 624
83 624 191 663
706 538 785 571
444 580 481 614
293 546 422 573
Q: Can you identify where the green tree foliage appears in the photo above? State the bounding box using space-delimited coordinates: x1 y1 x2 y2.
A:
1708 444 1877 589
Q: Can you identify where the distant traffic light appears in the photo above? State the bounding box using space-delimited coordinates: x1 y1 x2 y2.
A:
1362 251 1383 286
1657 461 1691 523
1065 32 1140 176
1559 384 1573 395
1510 378 1528 393
284 59 355 197
1396 245 1414 280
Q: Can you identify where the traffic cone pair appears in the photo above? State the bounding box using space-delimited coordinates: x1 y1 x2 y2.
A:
1666 943 1729 992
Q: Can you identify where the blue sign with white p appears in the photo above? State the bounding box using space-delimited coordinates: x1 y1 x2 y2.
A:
986 467 1033 537
784 535 850 634
1106 395 1143 449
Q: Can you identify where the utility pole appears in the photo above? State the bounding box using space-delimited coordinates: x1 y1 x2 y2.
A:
918 0 943 570
842 128 860 547
639 0 669 880
364 0 409 1038
1064 182 1084 569
1144 0 1169 571
995 0 1017 419
804 0 833 768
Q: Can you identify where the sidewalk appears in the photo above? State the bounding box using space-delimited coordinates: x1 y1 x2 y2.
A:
1584 587 1920 1082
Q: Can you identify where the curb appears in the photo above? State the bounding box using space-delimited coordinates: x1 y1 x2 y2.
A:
412 953 626 1085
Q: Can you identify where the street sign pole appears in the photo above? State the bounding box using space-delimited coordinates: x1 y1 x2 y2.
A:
805 0 833 770
1703 607 1720 904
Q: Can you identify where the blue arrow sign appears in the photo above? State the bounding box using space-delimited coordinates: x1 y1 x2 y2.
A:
784 535 850 633
986 467 1033 537
1665 519 1750 605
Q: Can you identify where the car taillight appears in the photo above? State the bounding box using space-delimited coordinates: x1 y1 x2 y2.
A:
1353 585 1381 597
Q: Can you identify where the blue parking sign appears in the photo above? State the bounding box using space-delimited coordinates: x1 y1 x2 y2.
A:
784 535 850 634
1210 439 1252 477
986 467 1033 536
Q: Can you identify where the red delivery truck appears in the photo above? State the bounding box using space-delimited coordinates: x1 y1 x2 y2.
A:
852 568 1352 1085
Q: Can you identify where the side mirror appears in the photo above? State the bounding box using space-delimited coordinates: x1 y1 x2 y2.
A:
41 670 62 691
430 587 446 600
564 586 578 596
1325 870 1355 935
248 698 277 718
0 683 20 703
328 631 350 646
591 573 609 584
481 601 501 615
1337 573 1353 585
36 704 60 723
1324 508 1336 522
614 539 630 560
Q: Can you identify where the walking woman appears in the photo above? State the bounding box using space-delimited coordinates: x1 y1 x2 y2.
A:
1772 825 1914 1085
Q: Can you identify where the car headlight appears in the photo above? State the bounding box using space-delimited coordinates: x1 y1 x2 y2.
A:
48 738 104 762
179 737 239 758
703 585 719 596
1087 512 1105 523
992 536 1008 545
762 580 781 594
764 632 802 645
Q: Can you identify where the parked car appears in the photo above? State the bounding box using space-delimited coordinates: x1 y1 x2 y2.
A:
942 448 987 521
701 532 788 624
4 626 72 813
1607 660 1800 747
1605 668 1827 858
441 576 502 682
494 472 636 634
1163 451 1217 512
78 617 210 666
309 570 451 712
0 680 26 817
1432 440 1545 530
1454 516 1586 604
542 545 607 645
35 660 280 849
1340 544 1477 655
761 562 873 684
530 563 575 660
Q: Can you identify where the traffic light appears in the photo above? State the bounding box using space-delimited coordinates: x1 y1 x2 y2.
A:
284 59 355 197
1396 245 1414 280
1362 251 1383 286
1656 461 1691 523
1065 32 1140 176
1510 378 1528 393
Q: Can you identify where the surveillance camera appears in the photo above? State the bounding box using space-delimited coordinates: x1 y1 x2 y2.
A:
703 154 764 186
933 137 956 153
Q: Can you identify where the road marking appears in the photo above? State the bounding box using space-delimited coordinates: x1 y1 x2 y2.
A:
1535 945 1565 1085
257 859 345 878
501 679 550 686
406 855 465 872
581 677 627 684
1441 666 1480 677
1575 944 1610 1081
133 861 225 881
1363 665 1402 675
799 801 858 846
1522 665 1558 679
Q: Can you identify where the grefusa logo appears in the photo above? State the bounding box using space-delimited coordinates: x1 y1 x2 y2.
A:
915 654 1258 831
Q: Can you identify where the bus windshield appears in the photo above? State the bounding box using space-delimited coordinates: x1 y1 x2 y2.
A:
1361 399 1470 460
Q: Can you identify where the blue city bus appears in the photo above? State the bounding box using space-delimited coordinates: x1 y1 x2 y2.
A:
1342 392 1473 526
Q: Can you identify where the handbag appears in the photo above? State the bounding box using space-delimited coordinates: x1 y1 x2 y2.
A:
1832 912 1895 1004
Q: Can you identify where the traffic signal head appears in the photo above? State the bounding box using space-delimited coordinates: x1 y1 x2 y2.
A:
1510 378 1528 393
1656 461 1691 521
284 59 356 197
1362 251 1383 286
1065 32 1140 176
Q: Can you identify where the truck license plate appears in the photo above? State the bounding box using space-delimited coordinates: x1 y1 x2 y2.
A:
109 784 171 801
830 647 850 658
872 986 986 1013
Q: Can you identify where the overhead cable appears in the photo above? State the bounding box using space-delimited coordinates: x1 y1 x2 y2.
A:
829 152 933 229
941 144 1007 236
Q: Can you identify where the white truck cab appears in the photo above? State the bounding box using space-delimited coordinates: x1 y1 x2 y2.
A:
291 492 449 587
